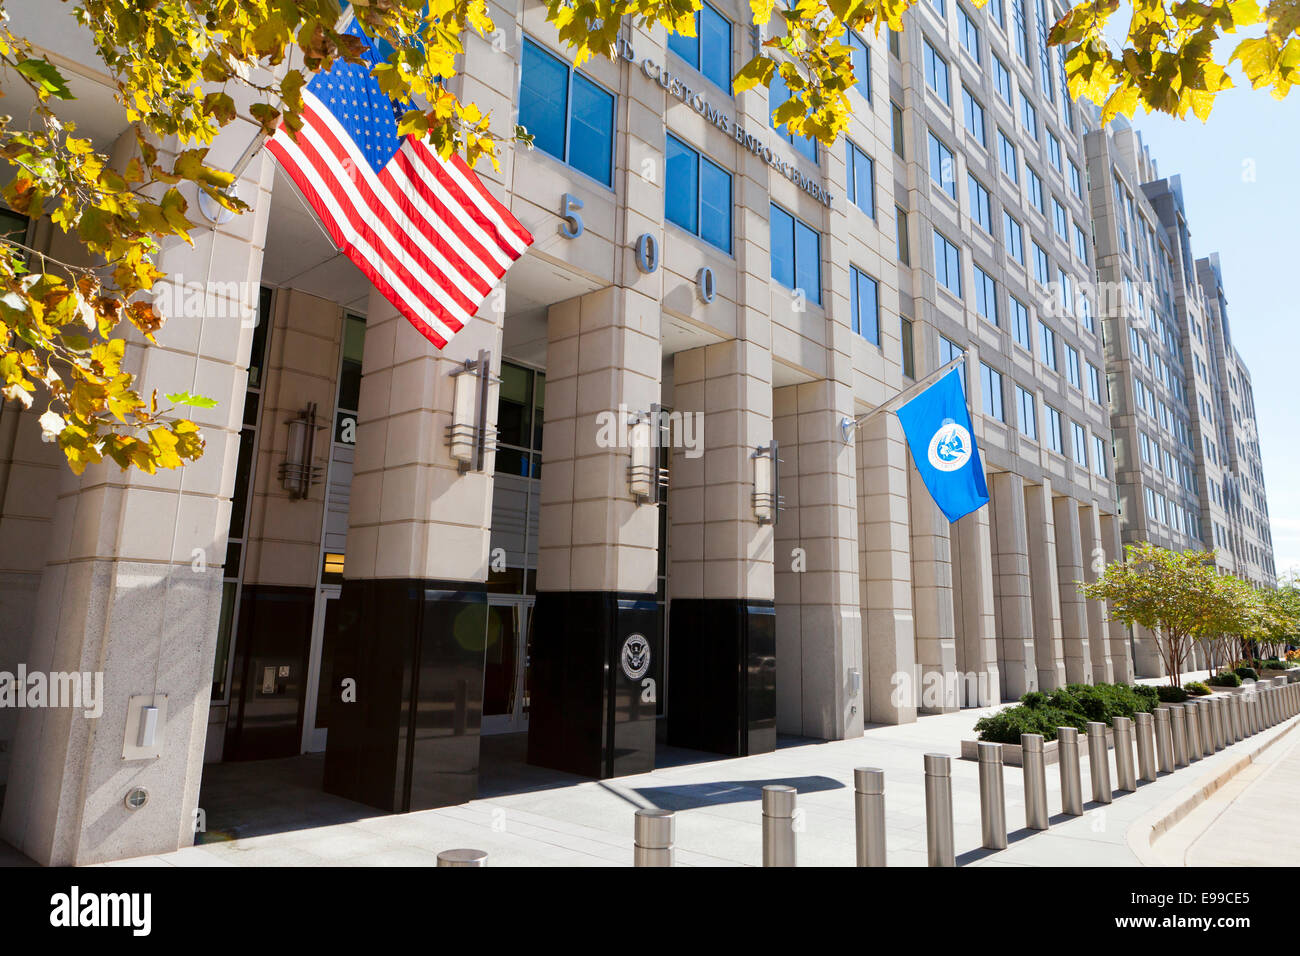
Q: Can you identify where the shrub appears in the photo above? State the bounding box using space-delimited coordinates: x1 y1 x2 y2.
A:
974 681 1158 743
1184 681 1211 696
973 705 1087 744
1157 685 1189 703
1235 666 1259 681
1208 671 1241 687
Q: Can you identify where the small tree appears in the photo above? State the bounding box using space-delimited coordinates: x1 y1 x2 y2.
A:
1259 578 1300 659
1080 543 1228 687
1198 574 1263 673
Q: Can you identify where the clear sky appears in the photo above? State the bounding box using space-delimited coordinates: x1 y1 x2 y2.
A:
1123 86 1300 579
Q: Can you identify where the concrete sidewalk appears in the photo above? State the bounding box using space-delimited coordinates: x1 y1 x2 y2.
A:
1149 720 1300 867
76 676 1296 868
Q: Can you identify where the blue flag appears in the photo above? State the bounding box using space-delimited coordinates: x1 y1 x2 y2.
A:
896 369 989 522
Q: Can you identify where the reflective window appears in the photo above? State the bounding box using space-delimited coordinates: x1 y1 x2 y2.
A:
770 203 821 304
668 3 732 92
850 266 881 345
666 134 732 252
846 139 876 217
520 39 615 185
770 70 818 163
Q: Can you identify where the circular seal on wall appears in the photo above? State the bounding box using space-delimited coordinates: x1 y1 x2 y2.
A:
927 420 972 473
620 633 651 680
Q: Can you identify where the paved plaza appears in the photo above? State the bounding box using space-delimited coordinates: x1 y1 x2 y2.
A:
0 673 1286 869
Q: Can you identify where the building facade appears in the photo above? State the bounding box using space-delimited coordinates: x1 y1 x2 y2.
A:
1083 122 1278 672
0 0 1273 865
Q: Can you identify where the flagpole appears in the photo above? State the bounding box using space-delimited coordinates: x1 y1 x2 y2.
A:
839 356 967 442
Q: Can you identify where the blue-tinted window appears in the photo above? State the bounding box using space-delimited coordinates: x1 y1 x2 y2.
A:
934 229 961 297
669 3 732 93
519 40 568 161
962 87 986 146
570 74 615 185
928 131 956 200
519 39 615 186
700 158 731 252
968 174 990 232
846 139 875 216
994 55 1012 104
848 32 871 100
666 134 732 253
923 40 951 104
770 204 795 289
665 135 698 235
850 266 880 344
770 203 821 304
795 217 821 303
770 71 818 163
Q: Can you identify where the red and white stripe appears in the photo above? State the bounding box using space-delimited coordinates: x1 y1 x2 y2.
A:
267 89 533 349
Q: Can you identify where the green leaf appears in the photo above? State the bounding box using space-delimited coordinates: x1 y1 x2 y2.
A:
165 391 218 409
16 58 74 99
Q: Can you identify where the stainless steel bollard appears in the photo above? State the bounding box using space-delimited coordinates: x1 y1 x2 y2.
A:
1058 727 1083 816
977 742 1007 850
1113 716 1137 792
1211 697 1225 750
1228 694 1242 742
1182 703 1201 762
923 753 955 867
1171 704 1188 766
1196 699 1213 754
853 767 886 867
1135 712 1157 783
761 785 797 867
437 848 488 867
1264 688 1275 727
1021 733 1049 830
1086 722 1112 804
633 808 675 867
1154 707 1174 773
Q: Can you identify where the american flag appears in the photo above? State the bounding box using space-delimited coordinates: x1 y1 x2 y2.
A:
267 20 533 349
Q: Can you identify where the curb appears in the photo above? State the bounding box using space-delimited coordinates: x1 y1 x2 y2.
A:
1126 715 1300 867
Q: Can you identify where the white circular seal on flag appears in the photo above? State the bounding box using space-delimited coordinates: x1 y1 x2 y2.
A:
927 420 972 472
620 633 650 680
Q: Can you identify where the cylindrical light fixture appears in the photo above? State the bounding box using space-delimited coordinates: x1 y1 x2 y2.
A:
445 349 496 473
448 363 479 465
279 402 322 499
752 441 780 525
627 412 654 502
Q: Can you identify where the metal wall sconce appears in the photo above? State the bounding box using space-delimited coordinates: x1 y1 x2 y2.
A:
447 348 498 473
279 402 325 499
627 410 655 503
752 441 782 525
627 406 670 504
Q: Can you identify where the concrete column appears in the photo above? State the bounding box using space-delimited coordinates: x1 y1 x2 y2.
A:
527 286 663 777
0 144 274 865
325 275 506 811
1077 502 1114 683
667 340 776 756
1053 495 1091 684
773 380 863 740
951 504 999 705
909 466 958 712
1099 512 1135 682
1024 480 1066 690
989 472 1037 700
856 413 917 724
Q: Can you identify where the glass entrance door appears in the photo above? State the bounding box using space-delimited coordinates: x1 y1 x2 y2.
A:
301 585 340 753
481 594 533 735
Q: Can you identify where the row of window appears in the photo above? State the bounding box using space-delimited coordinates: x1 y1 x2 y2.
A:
955 337 1107 474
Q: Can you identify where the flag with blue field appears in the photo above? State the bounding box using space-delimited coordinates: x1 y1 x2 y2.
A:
896 368 989 522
